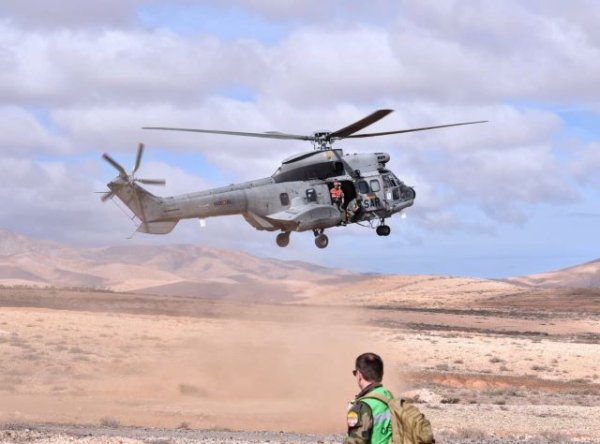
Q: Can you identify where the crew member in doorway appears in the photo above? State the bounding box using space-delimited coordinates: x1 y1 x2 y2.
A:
331 181 344 212
345 197 360 223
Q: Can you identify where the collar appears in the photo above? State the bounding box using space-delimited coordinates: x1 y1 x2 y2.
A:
356 382 382 399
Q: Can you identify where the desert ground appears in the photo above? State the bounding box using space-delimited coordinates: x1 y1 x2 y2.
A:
0 285 599 443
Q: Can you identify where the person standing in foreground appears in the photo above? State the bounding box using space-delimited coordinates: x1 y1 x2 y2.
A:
344 353 435 444
344 352 394 444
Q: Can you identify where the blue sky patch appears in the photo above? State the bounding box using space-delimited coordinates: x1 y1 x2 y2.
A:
138 2 289 43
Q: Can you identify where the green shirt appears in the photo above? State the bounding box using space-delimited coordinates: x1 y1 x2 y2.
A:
344 384 393 444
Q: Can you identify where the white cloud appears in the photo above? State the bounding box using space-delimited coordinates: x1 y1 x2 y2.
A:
243 2 600 106
0 106 68 154
0 22 268 107
402 140 578 228
0 156 118 242
385 1 600 103
0 0 143 29
3 3 600 109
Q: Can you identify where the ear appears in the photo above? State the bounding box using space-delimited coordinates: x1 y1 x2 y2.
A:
356 370 365 382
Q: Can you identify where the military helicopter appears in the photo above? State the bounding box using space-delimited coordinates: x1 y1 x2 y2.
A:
102 109 484 249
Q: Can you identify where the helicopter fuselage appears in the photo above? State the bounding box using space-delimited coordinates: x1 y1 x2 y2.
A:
106 148 415 247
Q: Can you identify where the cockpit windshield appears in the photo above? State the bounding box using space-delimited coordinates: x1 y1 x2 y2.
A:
382 174 400 188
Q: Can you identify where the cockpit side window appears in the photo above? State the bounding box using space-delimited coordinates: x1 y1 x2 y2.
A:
305 188 317 202
370 179 381 192
358 181 370 194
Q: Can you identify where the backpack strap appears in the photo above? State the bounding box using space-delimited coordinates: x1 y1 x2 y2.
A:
359 392 394 405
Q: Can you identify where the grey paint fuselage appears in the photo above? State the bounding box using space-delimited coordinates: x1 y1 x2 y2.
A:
107 148 415 235
151 177 334 231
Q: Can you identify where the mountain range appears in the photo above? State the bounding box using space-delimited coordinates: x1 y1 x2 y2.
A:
0 229 358 302
0 229 598 305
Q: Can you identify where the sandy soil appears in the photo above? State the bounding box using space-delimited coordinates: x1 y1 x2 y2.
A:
0 287 599 443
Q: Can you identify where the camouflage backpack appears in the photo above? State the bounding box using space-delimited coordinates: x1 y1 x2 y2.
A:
359 393 435 444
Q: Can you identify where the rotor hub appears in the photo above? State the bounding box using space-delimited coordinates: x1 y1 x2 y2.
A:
311 131 333 151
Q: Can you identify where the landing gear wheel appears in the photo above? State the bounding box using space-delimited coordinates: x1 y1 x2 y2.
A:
315 233 329 249
276 232 290 247
376 225 391 236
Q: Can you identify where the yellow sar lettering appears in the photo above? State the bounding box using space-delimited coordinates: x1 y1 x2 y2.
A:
361 197 382 209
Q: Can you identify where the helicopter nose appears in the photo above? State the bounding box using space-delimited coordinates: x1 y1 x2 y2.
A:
402 186 416 201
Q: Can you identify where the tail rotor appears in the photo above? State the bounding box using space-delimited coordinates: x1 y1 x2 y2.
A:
101 143 166 202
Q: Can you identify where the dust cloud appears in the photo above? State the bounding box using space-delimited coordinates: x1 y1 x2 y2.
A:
0 293 408 433
140 306 374 432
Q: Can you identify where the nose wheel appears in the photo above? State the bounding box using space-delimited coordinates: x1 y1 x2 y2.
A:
376 224 391 236
313 229 329 249
276 232 290 247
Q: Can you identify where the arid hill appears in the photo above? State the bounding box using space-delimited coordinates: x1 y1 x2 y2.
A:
0 229 358 302
509 258 600 289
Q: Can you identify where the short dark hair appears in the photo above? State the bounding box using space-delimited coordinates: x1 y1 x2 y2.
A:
355 352 384 382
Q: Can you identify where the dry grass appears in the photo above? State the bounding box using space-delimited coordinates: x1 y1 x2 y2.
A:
99 417 120 428
452 427 488 440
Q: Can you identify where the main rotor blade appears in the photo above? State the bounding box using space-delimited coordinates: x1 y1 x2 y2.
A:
143 127 312 141
102 153 128 178
136 178 166 186
327 109 393 140
346 120 488 139
133 143 144 174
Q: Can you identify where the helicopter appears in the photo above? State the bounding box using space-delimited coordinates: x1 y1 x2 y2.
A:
102 109 485 249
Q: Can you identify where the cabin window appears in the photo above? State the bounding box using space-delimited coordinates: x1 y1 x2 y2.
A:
305 188 317 202
280 193 290 206
358 181 370 194
370 179 381 192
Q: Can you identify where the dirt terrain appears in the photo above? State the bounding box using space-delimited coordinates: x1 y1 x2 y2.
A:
0 286 598 443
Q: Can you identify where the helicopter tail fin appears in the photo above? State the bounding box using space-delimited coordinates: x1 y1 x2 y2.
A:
136 220 178 234
107 181 178 234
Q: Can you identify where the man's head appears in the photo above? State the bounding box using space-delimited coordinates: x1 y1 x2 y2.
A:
334 181 341 187
353 352 384 388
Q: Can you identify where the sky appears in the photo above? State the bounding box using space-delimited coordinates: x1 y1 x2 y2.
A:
0 0 598 278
